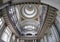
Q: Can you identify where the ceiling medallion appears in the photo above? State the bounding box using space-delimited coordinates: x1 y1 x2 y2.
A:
22 4 37 18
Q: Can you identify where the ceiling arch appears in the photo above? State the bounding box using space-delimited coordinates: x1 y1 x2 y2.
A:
3 0 60 10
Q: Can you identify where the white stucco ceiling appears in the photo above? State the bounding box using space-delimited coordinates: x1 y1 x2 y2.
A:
41 0 60 10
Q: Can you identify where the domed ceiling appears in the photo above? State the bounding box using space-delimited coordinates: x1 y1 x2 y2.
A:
1 0 58 38
19 4 40 37
3 2 48 37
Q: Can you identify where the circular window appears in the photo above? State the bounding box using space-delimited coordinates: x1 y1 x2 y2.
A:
22 4 37 18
